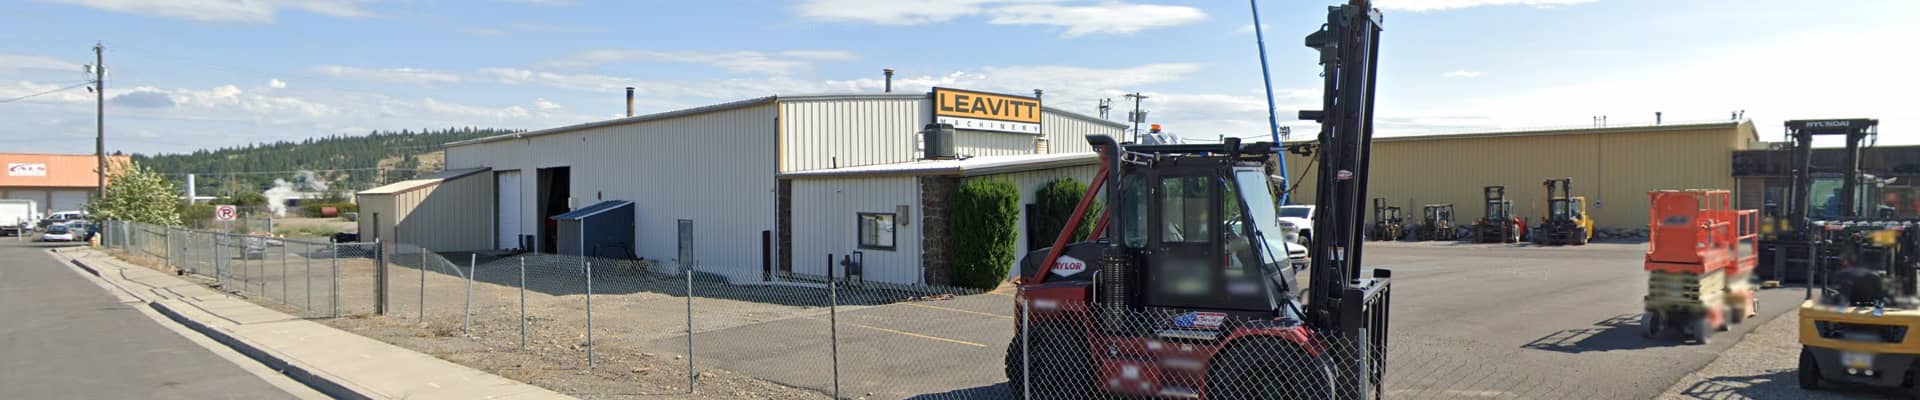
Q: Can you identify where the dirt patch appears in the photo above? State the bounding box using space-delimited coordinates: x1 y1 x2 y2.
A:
110 247 832 399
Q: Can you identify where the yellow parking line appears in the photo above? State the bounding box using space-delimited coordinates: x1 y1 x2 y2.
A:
901 302 1011 319
805 317 987 348
844 322 987 348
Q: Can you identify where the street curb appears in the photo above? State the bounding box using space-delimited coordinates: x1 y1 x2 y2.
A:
66 255 376 400
146 301 373 400
65 252 102 277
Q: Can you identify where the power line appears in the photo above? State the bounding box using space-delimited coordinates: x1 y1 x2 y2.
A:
0 81 89 103
153 167 435 176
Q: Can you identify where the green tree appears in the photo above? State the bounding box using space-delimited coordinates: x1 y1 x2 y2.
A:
950 178 1021 290
1032 178 1103 247
88 162 183 226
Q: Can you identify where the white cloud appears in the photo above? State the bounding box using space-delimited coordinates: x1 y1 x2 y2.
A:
1373 0 1598 12
0 54 79 72
535 49 860 75
37 0 377 23
796 0 1205 36
267 78 287 89
1441 70 1483 78
795 0 1021 25
311 65 462 84
533 98 562 111
988 2 1207 37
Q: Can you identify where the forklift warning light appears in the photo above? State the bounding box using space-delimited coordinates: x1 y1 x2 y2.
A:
1173 312 1226 330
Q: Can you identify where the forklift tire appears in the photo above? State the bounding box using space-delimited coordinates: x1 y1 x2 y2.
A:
1689 318 1712 345
1798 348 1822 390
1208 337 1328 400
1641 312 1663 338
1004 323 1094 399
1574 230 1589 245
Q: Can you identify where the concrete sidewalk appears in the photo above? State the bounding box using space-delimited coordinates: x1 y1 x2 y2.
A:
52 248 575 400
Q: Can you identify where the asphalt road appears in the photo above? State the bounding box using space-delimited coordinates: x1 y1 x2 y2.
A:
663 241 1797 400
0 241 305 399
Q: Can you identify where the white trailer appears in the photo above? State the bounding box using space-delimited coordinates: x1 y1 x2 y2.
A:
0 200 39 236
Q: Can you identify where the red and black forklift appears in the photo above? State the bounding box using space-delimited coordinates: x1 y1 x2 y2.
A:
1005 2 1392 398
1474 186 1525 243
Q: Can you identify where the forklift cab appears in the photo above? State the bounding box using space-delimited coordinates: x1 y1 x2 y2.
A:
1487 199 1512 222
1118 157 1299 316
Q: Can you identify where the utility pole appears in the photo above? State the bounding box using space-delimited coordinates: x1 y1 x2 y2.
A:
1125 93 1148 142
92 42 106 199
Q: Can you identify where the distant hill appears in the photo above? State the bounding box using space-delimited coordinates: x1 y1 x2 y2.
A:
134 127 521 197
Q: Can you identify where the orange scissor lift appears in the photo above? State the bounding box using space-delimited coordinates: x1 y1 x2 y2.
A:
1643 190 1760 344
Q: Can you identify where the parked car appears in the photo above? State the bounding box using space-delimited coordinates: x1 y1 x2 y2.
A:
1277 204 1316 244
40 223 75 242
39 211 85 229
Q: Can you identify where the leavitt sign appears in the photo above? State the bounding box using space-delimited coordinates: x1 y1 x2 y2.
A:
932 87 1042 135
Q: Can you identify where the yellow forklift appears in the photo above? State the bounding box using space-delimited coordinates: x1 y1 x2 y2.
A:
1798 222 1920 393
1419 204 1455 241
1534 178 1594 245
1371 197 1406 241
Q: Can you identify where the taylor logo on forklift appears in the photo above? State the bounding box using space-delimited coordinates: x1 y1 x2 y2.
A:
1050 255 1086 277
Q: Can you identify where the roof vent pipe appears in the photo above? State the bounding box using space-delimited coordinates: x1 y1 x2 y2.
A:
883 69 894 93
625 87 635 117
1656 112 1662 125
1034 89 1043 100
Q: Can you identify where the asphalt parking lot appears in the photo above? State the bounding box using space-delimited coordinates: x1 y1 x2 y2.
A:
659 241 1798 400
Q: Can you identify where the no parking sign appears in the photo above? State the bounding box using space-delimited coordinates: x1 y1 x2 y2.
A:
214 205 238 221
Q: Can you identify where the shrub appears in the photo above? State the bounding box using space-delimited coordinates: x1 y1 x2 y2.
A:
950 178 1021 290
301 201 359 217
87 162 182 226
1032 178 1103 247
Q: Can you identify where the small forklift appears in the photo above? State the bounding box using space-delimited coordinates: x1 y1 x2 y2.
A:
1006 2 1392 398
1419 204 1455 241
1643 189 1758 343
1474 186 1525 243
1798 220 1920 393
1534 178 1594 246
1370 198 1406 241
1759 119 1879 284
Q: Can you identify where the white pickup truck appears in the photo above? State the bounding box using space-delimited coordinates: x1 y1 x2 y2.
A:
0 200 38 237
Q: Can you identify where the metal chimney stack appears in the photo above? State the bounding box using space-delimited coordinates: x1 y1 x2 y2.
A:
883 69 894 93
1656 112 1662 125
625 87 635 117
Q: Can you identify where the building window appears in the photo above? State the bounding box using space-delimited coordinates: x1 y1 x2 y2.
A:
858 212 897 250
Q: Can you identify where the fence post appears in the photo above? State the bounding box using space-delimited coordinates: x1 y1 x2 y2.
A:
586 260 594 370
280 241 289 305
419 247 426 321
331 243 340 319
828 254 840 400
164 227 172 269
685 264 696 394
465 254 474 336
375 238 387 316
1359 327 1372 399
306 242 313 313
519 256 526 351
1021 287 1031 400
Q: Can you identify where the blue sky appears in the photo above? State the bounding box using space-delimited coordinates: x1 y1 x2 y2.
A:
1 0 1914 155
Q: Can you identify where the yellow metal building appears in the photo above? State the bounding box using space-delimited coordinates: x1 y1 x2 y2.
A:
1282 121 1760 231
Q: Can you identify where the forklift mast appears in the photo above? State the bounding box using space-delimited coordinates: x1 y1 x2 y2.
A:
1545 178 1571 219
1783 119 1877 235
1301 0 1387 332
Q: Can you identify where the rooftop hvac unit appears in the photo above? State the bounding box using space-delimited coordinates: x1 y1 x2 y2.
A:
922 123 956 160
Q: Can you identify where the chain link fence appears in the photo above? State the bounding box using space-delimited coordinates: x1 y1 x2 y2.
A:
99 220 1434 399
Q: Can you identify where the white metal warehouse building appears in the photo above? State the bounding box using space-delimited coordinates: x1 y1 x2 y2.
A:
408 90 1125 285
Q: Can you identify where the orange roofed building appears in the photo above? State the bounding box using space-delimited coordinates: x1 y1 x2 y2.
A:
0 153 132 214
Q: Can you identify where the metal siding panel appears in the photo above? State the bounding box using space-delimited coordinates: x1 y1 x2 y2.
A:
441 104 777 281
1276 125 1737 230
780 98 924 172
790 177 922 284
